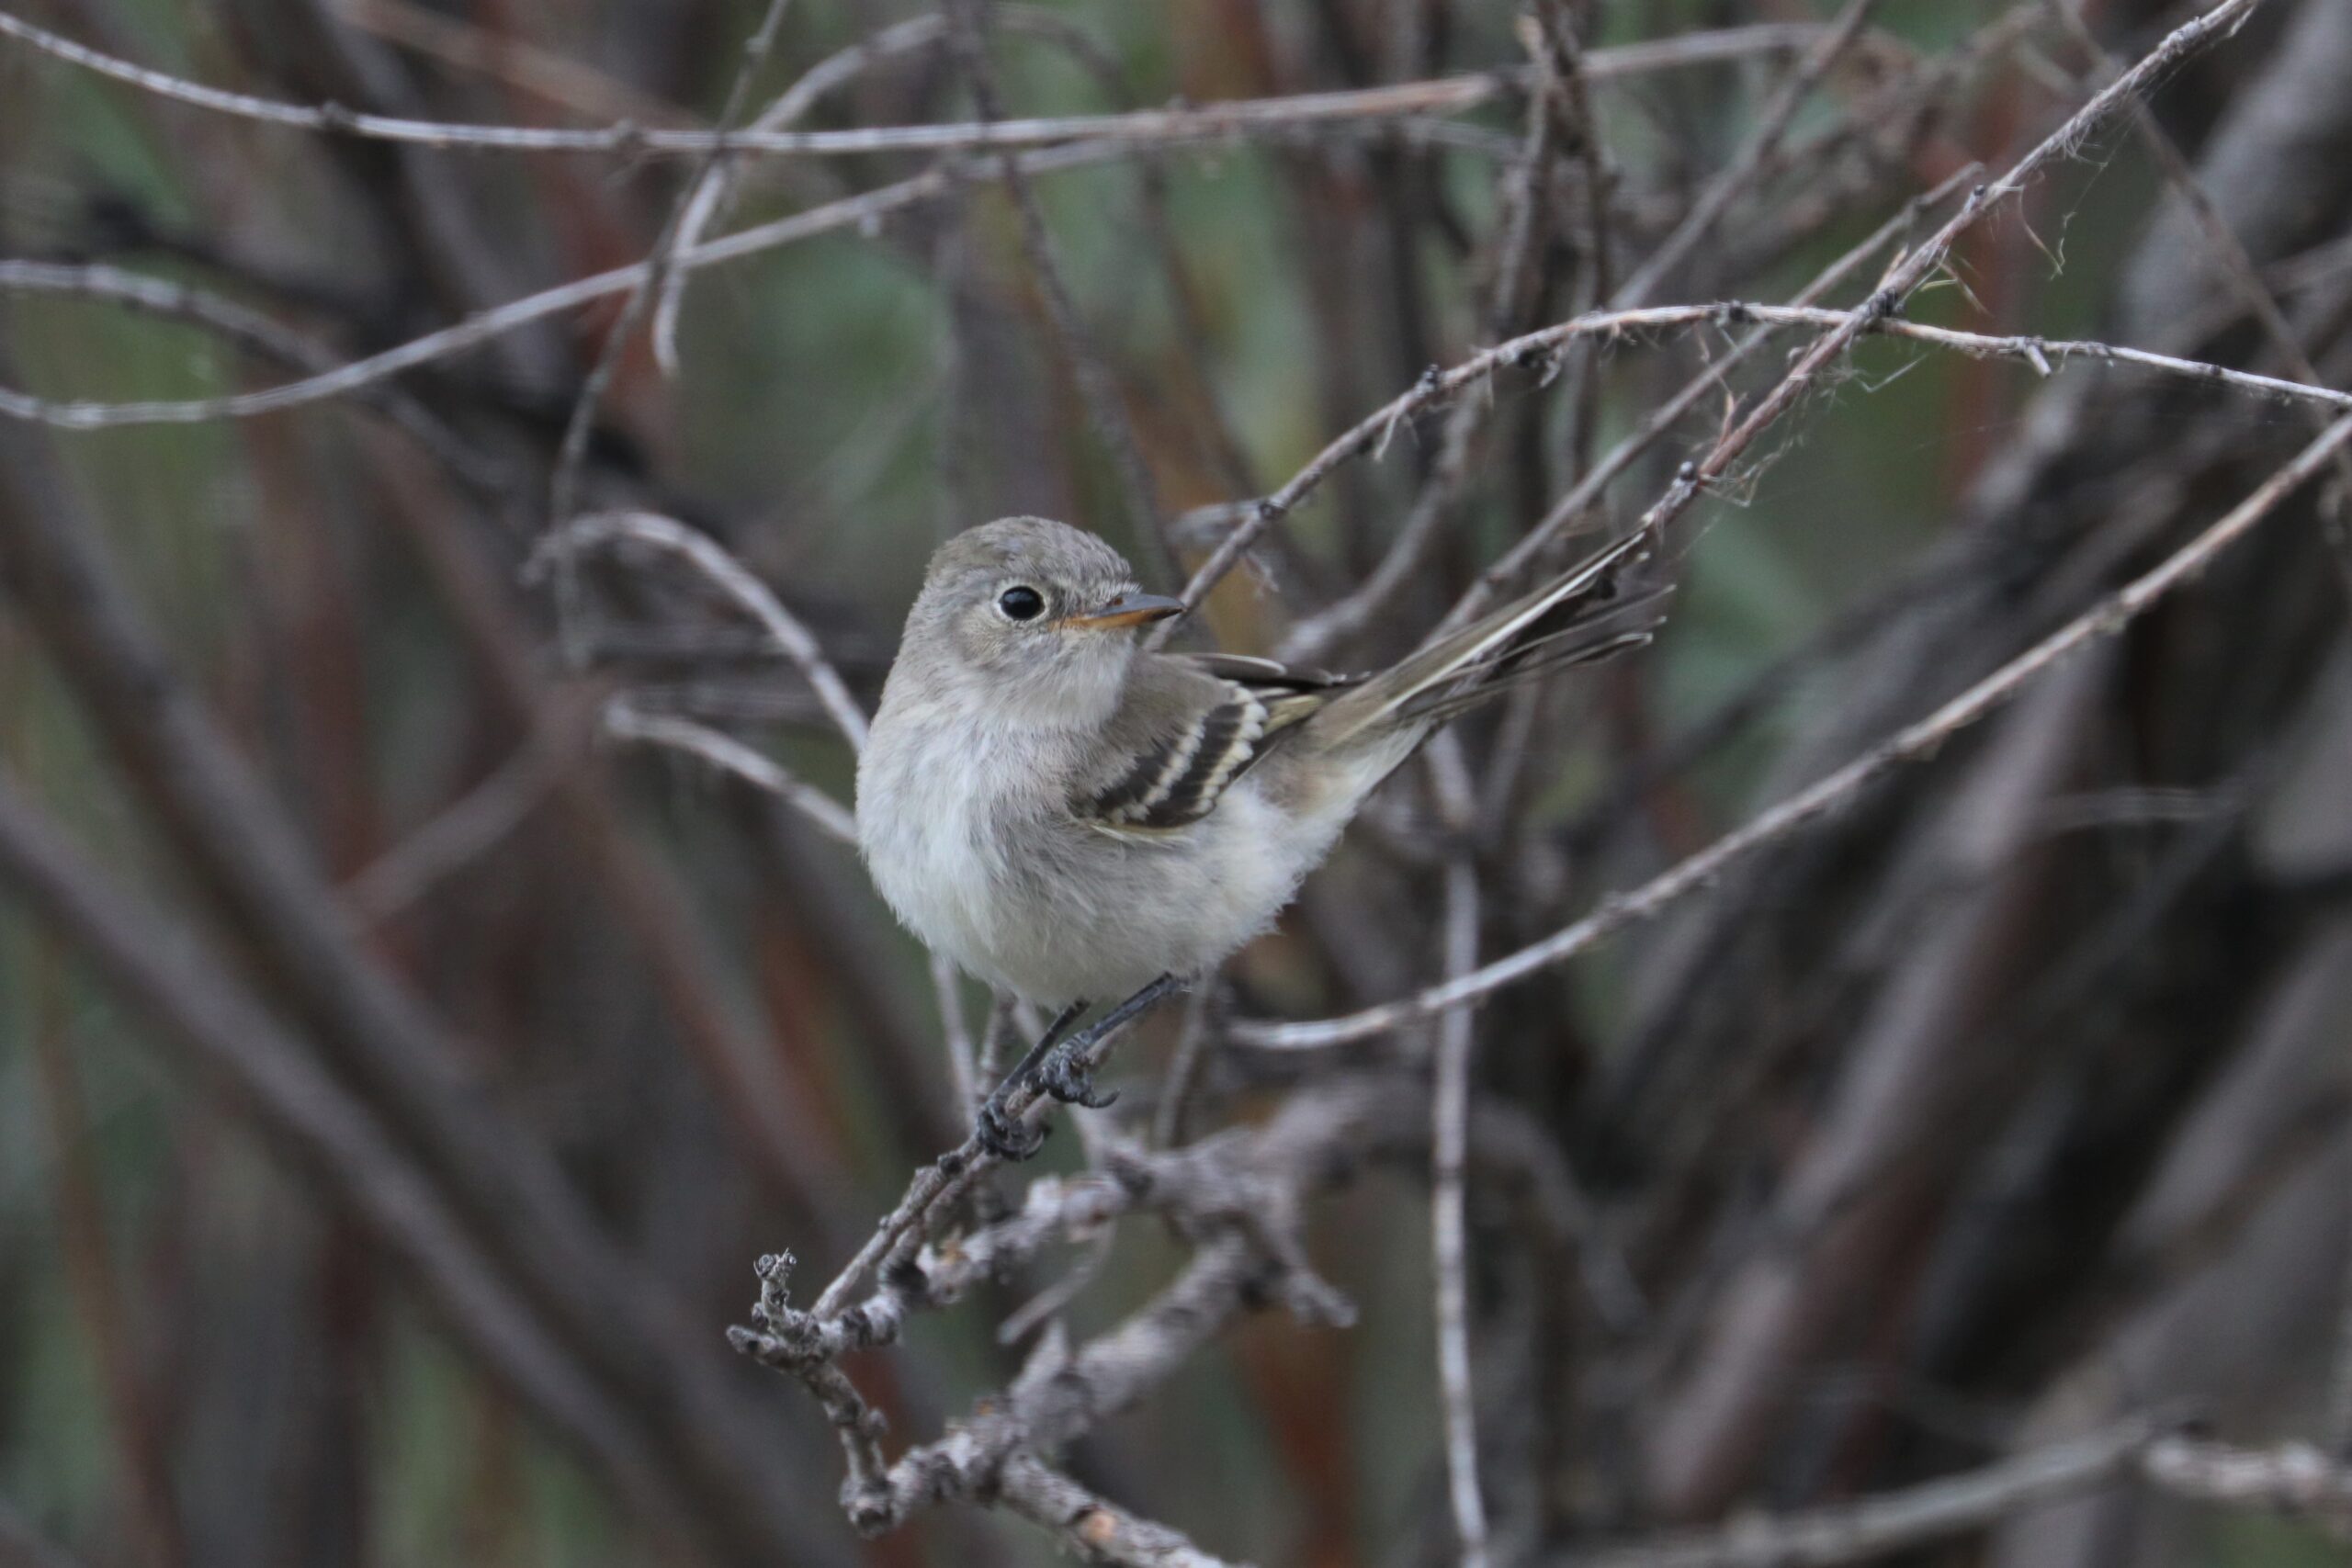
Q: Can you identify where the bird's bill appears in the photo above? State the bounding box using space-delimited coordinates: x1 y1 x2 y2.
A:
1065 592 1186 629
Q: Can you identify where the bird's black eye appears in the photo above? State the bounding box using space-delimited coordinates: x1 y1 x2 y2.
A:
998 585 1046 621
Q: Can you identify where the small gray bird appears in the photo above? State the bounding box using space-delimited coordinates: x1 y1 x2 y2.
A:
857 516 1659 1140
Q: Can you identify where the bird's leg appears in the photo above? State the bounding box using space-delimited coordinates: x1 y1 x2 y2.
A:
974 998 1090 1161
970 977 1186 1161
1033 974 1184 1111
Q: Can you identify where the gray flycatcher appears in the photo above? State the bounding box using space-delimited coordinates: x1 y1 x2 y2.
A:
856 516 1660 1152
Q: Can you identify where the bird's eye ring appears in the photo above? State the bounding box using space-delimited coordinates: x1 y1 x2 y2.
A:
998 585 1046 622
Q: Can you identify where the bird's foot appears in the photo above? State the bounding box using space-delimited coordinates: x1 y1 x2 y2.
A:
967 977 1183 1162
974 1095 1047 1162
969 997 1091 1161
1034 1043 1119 1111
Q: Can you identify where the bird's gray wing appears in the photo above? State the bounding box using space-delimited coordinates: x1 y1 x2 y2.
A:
1179 651 1359 694
1074 656 1339 832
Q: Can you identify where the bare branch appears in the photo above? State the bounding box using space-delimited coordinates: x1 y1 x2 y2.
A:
602 701 858 845
2141 1437 2352 1540
342 705 589 919
545 0 796 624
1556 1418 2166 1568
1443 0 2268 632
1234 405 2352 1048
997 1455 1254 1568
1428 737 1490 1568
533 510 869 751
0 11 1842 159
1609 0 1891 310
944 0 1172 583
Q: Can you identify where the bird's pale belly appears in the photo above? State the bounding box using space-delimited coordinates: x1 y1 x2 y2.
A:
865 771 1320 1008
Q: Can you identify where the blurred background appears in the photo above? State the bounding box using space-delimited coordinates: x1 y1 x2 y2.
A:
2 0 2350 1563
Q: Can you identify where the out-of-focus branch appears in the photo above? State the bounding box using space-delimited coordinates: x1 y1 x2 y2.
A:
2141 1437 2352 1540
0 11 1842 158
1608 0 1889 310
0 775 731 1560
1554 1417 2168 1568
26 954 187 1568
533 510 869 750
0 398 831 1566
997 1455 1252 1568
544 0 796 542
944 0 1172 584
331 0 696 127
603 702 857 845
342 691 599 919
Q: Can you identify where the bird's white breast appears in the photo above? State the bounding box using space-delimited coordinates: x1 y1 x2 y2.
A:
858 684 1405 1008
856 698 1030 990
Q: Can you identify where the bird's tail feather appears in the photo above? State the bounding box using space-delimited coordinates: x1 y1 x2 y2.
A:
1310 529 1666 746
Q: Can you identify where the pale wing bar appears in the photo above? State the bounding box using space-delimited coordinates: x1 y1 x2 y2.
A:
1085 682 1272 831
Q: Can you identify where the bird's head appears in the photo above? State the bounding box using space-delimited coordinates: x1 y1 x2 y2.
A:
899 517 1183 724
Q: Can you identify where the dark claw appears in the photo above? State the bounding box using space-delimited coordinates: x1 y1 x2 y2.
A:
1036 1043 1118 1110
976 1097 1048 1161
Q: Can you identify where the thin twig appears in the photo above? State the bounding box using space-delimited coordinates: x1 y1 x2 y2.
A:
1171 159 1980 618
1233 404 2352 1048
997 1454 1255 1568
1609 0 1890 310
530 511 869 752
1278 16 1565 664
944 0 1172 583
1176 278 2324 623
33 268 2343 449
651 6 1114 374
2052 0 2352 604
655 11 950 373
0 258 502 489
1443 0 2268 633
602 701 858 845
0 11 1840 157
0 142 1174 426
1556 1416 2167 1568
807 979 1185 1319
1427 736 1490 1568
343 707 590 919
544 0 795 640
2140 1437 2352 1541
